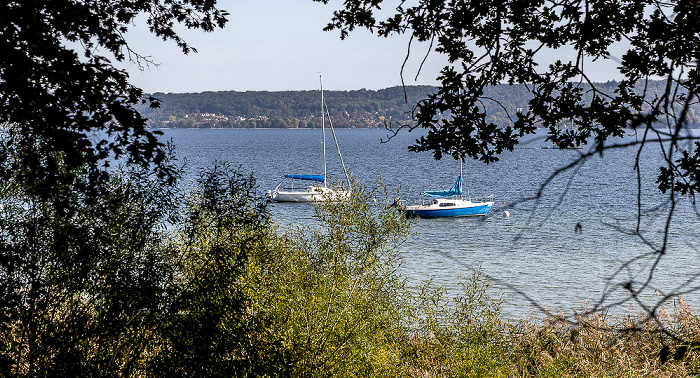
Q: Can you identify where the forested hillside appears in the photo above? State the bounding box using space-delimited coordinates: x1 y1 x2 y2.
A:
139 81 700 128
139 86 439 128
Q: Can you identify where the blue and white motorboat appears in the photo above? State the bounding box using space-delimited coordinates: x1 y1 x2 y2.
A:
401 160 494 218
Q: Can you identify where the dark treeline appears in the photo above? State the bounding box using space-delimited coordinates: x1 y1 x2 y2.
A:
139 81 700 129
139 86 438 128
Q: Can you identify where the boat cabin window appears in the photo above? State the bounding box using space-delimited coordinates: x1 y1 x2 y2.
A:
439 202 456 207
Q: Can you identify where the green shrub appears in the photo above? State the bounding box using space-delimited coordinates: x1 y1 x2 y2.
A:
401 269 511 377
146 164 273 376
234 180 412 377
0 162 179 377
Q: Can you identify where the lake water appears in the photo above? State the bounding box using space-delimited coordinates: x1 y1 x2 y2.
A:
160 127 700 320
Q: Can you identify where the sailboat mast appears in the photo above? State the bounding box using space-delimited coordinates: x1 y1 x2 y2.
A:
460 158 463 199
320 75 327 188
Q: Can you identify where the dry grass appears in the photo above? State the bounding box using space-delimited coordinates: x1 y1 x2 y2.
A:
395 297 700 377
503 298 700 377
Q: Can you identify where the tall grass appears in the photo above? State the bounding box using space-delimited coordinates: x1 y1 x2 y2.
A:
505 300 700 377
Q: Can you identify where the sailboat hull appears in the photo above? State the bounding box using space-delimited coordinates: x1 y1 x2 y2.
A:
268 186 349 203
269 190 321 203
403 198 494 218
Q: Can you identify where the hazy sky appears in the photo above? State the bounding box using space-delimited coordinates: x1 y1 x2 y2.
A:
117 0 624 94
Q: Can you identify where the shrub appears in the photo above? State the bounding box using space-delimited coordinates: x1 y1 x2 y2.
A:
0 162 179 377
234 180 412 376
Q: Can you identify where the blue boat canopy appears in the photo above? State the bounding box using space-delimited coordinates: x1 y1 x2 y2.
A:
285 174 325 183
421 176 462 198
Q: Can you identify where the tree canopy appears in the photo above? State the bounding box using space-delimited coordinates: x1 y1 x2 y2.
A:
314 0 700 341
316 0 700 196
0 0 228 200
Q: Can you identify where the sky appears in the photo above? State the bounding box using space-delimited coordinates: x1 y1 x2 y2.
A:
117 0 625 94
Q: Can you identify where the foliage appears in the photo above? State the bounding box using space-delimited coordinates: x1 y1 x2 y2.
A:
1 155 700 376
146 163 273 376
137 86 438 128
0 159 415 376
315 0 700 190
138 81 700 129
315 0 700 347
0 160 275 377
401 270 512 376
233 181 413 376
396 279 700 377
0 158 181 377
506 303 700 377
0 0 228 202
658 141 700 196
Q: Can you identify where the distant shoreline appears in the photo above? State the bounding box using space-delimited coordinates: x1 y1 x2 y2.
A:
148 126 383 130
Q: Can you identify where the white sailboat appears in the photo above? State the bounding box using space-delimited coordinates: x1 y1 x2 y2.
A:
267 75 350 203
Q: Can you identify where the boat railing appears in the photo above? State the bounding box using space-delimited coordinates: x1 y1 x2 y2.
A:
275 179 324 192
467 194 495 204
412 193 494 205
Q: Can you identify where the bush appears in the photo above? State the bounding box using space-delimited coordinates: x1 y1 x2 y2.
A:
399 269 511 377
3 159 697 377
233 180 412 376
146 164 273 376
0 161 415 376
0 162 180 377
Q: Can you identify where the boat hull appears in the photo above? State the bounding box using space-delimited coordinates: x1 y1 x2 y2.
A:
403 198 494 218
269 190 320 202
268 186 349 203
